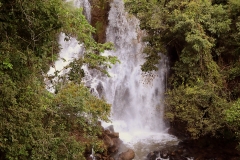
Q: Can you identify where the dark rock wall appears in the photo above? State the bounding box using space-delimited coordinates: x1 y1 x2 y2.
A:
90 0 111 43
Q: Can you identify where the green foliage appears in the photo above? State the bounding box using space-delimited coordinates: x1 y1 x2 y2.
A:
125 0 165 71
53 83 111 131
0 0 114 159
225 99 240 137
166 80 228 138
226 99 240 126
45 83 111 158
225 99 240 149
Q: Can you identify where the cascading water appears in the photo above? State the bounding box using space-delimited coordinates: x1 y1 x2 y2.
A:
46 33 84 93
68 0 91 22
47 0 178 159
46 0 90 92
103 0 166 133
97 0 178 158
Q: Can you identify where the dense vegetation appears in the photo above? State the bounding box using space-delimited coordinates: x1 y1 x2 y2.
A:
1 0 240 158
0 0 116 159
125 0 240 143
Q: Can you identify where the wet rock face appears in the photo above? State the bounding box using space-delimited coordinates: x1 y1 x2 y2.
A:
117 149 135 160
86 124 122 160
102 125 121 155
86 124 137 160
90 0 111 43
103 134 114 147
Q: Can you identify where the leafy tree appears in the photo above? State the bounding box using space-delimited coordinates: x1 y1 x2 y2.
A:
52 83 111 152
166 80 229 138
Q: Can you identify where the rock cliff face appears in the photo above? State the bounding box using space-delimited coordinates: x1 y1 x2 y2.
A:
90 0 111 43
84 125 118 159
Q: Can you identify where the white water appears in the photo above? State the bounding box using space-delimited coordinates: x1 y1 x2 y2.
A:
47 0 178 159
99 0 178 158
67 0 91 22
46 0 90 92
102 0 165 135
46 33 84 92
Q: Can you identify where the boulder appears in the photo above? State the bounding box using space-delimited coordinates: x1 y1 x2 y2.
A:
160 150 169 159
108 132 119 138
103 134 114 148
106 125 115 132
117 149 135 160
147 151 157 160
94 153 102 160
108 138 121 153
87 124 122 159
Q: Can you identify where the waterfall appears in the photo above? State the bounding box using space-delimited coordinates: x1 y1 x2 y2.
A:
98 0 178 155
102 0 166 134
95 0 179 158
47 0 178 159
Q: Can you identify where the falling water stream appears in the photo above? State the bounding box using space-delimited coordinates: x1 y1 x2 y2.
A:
99 1 178 159
47 0 178 159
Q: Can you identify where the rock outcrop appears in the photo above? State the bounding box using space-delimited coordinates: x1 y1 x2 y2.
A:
90 0 111 43
117 149 135 160
86 124 122 160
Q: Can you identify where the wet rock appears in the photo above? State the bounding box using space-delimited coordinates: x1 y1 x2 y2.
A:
177 149 183 154
106 125 115 133
117 149 135 160
86 156 93 160
147 151 157 160
171 151 176 156
96 82 104 97
89 124 121 160
103 134 114 148
104 129 111 135
95 153 102 160
108 137 121 153
90 0 110 43
160 150 169 159
104 125 119 138
108 132 119 138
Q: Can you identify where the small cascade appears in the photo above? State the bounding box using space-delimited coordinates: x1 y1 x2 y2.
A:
46 33 84 93
90 148 96 160
68 0 91 22
46 0 90 92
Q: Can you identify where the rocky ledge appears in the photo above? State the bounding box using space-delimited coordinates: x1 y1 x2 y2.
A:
86 125 135 160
